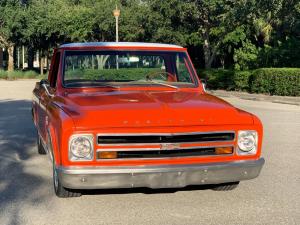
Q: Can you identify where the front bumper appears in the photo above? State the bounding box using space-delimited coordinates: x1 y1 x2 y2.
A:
57 158 265 189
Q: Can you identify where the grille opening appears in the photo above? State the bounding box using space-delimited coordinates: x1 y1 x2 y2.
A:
97 147 233 159
98 132 235 144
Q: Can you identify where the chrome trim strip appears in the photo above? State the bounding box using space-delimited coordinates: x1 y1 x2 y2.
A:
98 140 234 147
60 42 184 49
96 144 234 152
97 130 235 136
97 147 161 151
95 154 233 161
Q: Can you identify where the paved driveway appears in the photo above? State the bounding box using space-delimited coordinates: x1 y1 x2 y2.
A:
0 80 299 225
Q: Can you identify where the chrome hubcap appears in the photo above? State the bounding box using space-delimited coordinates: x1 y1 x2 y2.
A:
53 165 58 190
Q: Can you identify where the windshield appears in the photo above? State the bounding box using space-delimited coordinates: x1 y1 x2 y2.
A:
63 50 198 88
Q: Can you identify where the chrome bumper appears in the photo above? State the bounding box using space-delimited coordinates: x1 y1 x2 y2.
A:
57 158 265 189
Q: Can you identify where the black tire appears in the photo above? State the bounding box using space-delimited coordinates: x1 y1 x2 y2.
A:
212 182 240 191
37 134 47 155
52 164 81 198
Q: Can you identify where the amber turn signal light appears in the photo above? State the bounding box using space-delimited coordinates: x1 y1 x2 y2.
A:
98 151 117 159
215 147 233 155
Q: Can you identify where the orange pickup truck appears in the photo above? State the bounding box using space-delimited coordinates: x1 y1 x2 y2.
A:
32 42 264 198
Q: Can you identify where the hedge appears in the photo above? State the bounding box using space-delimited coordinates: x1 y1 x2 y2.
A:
197 68 300 96
250 68 300 96
65 68 161 81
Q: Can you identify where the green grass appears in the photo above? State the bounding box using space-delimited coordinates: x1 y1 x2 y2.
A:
0 70 43 80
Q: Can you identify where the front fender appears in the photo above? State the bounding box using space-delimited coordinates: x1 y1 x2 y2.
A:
47 102 75 166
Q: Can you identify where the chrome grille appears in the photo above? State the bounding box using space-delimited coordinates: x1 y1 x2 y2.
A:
97 132 235 145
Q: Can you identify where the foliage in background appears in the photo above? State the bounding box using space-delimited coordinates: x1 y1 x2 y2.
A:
251 68 300 96
198 68 300 96
1 0 300 71
0 70 43 80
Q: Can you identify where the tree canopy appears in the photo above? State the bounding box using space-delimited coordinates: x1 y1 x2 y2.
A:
0 0 299 71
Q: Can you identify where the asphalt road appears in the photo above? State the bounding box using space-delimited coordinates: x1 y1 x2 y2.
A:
0 80 299 225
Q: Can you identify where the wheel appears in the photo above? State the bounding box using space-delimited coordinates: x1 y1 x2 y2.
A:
48 133 81 198
37 133 47 155
212 182 240 191
52 163 81 198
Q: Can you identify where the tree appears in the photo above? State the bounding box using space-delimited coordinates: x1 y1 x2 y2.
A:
0 0 25 71
179 0 259 69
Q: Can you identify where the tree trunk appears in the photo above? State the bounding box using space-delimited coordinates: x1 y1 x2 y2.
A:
22 46 25 69
202 23 217 69
0 48 3 69
17 47 20 69
46 54 49 71
39 55 44 75
27 46 34 70
7 45 14 72
203 39 211 69
96 55 110 69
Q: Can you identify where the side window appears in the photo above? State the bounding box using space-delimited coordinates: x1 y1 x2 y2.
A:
176 54 192 83
50 52 61 88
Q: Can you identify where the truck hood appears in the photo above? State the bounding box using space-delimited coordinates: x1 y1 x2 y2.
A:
56 90 253 129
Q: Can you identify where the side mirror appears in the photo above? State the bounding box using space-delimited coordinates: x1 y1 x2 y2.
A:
40 79 49 85
40 79 54 97
200 79 207 92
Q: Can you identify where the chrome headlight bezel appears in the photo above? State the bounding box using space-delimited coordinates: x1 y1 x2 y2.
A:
237 130 258 155
69 134 94 161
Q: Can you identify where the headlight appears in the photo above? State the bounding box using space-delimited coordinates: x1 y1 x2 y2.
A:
69 134 94 161
237 130 258 154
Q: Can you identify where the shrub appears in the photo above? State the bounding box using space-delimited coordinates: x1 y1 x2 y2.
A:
7 71 26 80
250 68 300 96
65 68 161 81
0 70 41 80
0 70 8 79
197 68 300 96
197 69 235 90
233 70 252 91
24 70 39 78
234 40 259 70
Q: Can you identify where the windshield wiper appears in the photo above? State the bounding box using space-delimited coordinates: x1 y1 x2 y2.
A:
146 80 179 90
127 80 179 89
96 83 119 89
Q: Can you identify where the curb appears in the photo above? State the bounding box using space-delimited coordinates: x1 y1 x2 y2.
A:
209 90 300 106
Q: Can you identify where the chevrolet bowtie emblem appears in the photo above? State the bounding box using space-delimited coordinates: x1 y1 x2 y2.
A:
160 143 181 150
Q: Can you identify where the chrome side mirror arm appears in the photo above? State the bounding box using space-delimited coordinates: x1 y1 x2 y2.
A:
200 79 207 92
42 83 54 97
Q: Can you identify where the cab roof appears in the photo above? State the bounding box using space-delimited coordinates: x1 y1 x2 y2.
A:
59 42 184 49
